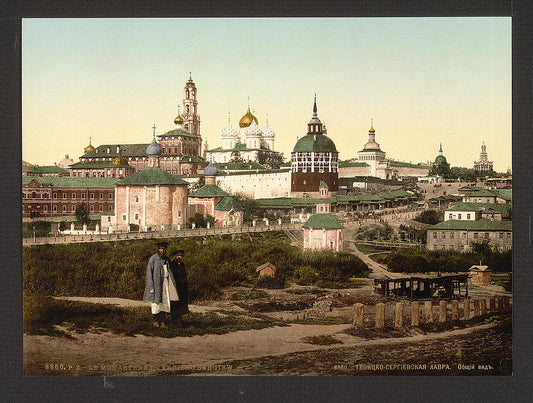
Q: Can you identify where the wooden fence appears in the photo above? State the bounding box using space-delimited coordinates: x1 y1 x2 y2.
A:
352 296 512 328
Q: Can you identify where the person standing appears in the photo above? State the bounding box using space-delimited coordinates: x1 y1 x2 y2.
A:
169 249 189 326
143 241 179 328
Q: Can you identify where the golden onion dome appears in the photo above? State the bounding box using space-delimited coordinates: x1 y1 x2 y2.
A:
84 144 95 153
239 107 258 128
174 114 184 125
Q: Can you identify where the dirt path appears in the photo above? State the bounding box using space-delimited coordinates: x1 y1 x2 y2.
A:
25 296 504 376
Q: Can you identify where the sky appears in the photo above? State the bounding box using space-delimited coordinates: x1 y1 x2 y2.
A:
22 17 511 172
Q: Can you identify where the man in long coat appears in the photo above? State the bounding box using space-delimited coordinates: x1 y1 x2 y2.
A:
143 241 179 328
169 249 189 326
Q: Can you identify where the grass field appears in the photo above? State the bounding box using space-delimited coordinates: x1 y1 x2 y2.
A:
23 296 285 338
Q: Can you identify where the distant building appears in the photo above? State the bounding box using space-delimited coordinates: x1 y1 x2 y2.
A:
69 154 135 179
205 107 279 164
57 154 74 168
473 142 494 172
302 182 344 251
426 220 512 252
22 176 117 219
77 75 204 176
22 165 70 177
291 96 339 197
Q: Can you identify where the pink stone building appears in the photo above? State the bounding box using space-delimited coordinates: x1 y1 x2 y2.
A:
302 182 344 251
111 137 189 232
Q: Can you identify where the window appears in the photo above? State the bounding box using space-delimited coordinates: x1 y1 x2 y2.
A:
433 232 437 239
108 217 111 222
109 193 113 200
122 214 126 221
62 193 66 199
90 205 94 212
499 232 503 238
72 206 76 212
450 232 454 239
135 196 139 203
90 193 94 199
507 233 511 239
99 205 104 212
474 233 478 239
53 206 57 212
134 213 138 220
458 214 462 219
72 193 76 199
81 193 86 199
99 193 103 199
53 193 57 199
467 214 471 219
484 233 489 240
62 206 67 212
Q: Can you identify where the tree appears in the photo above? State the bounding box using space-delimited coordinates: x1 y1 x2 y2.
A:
232 193 265 222
187 213 216 228
188 176 205 193
75 204 91 226
258 151 285 169
413 210 443 225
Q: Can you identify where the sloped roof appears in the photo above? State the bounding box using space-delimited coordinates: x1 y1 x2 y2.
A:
338 161 370 168
302 213 344 229
22 176 119 188
69 160 129 169
51 214 101 222
447 202 511 218
22 165 69 174
214 196 243 211
214 162 266 171
468 189 497 198
428 220 512 231
116 167 189 186
256 262 277 272
189 184 229 198
81 144 149 158
157 128 197 138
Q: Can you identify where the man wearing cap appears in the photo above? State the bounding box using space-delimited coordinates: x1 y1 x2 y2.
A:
169 250 189 326
143 241 179 328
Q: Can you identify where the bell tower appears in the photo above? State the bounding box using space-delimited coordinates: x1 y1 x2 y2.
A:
182 73 201 137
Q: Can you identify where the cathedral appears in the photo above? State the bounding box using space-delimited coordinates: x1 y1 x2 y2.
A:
205 105 279 165
75 75 204 177
473 142 494 172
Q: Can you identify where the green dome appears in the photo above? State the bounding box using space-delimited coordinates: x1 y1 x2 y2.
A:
434 155 448 165
292 134 338 153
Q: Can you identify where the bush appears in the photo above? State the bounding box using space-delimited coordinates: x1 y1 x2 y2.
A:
23 231 369 300
413 210 444 225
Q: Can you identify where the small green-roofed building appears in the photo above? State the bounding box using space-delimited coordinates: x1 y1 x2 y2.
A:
302 213 344 229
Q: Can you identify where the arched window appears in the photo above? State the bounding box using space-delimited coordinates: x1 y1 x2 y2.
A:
186 90 190 99
186 105 189 114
